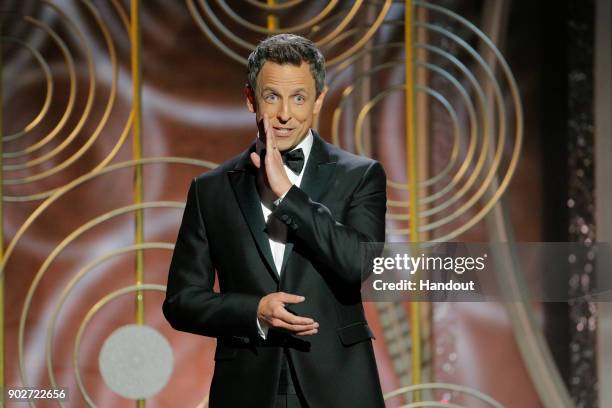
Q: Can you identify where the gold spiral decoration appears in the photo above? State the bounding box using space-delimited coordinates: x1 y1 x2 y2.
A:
2 0 132 202
186 0 392 67
1 158 216 407
384 382 503 408
0 37 53 142
73 284 167 408
326 2 523 242
46 245 171 373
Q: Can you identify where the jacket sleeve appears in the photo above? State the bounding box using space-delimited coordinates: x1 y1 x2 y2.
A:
272 160 387 286
162 178 261 339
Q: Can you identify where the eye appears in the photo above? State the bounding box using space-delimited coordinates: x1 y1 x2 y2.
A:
264 94 278 103
294 94 305 104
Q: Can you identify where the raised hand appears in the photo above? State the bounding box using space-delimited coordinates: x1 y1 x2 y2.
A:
257 292 319 336
250 113 293 198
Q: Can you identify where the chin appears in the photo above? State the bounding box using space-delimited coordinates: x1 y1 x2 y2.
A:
278 143 295 152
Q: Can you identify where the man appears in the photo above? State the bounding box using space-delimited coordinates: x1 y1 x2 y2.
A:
163 34 387 408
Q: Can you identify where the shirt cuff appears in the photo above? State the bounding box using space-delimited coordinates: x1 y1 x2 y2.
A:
256 317 269 339
273 189 290 207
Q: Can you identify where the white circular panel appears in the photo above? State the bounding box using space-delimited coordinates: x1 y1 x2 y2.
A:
99 324 173 399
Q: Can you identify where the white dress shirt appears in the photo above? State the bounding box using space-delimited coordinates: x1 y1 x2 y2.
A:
255 130 313 339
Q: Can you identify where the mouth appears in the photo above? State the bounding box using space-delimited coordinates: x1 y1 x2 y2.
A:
273 127 295 137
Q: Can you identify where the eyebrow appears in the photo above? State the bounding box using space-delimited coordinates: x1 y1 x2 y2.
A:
261 86 309 95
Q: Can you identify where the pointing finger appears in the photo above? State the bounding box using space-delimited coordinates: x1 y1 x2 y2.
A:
276 308 315 326
278 292 305 304
250 152 261 168
296 328 318 336
264 113 277 151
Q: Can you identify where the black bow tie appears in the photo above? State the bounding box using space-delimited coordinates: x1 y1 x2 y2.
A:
282 148 305 175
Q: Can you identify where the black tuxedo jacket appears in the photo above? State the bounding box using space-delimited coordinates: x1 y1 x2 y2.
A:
163 131 387 408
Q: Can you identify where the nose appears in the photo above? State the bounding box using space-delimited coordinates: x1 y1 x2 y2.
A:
277 100 291 123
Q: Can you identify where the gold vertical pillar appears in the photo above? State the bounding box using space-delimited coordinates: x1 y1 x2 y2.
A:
130 1 145 407
404 0 422 398
414 4 430 386
356 3 376 155
267 0 278 31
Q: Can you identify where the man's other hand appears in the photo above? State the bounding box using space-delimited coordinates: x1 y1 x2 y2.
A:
257 292 319 336
250 113 293 198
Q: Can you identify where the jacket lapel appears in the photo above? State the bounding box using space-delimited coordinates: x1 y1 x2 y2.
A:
279 131 337 276
228 146 279 282
298 130 337 204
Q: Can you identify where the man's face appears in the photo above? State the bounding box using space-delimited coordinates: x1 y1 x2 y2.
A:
245 61 327 152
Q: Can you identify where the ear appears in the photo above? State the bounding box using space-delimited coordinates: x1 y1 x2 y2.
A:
244 85 256 113
313 85 328 115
